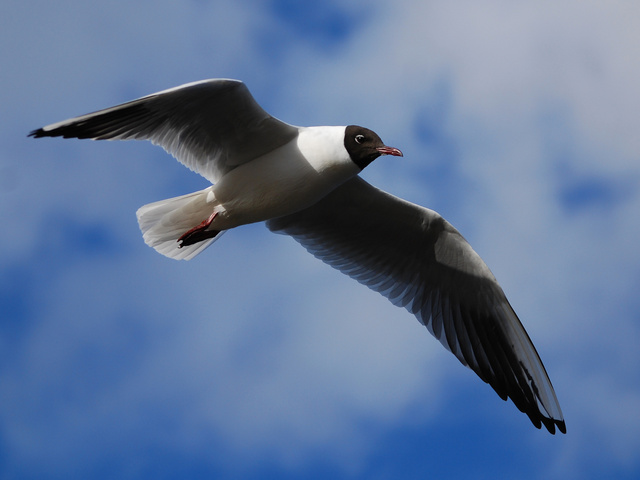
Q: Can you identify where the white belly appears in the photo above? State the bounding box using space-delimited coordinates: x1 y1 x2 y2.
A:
208 130 359 230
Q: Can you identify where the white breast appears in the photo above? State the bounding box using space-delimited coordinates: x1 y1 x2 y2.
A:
208 126 360 229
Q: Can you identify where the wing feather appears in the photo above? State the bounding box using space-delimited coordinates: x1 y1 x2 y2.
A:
267 177 565 433
29 79 299 183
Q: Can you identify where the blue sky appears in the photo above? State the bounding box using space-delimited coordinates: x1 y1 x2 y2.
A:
2 1 640 479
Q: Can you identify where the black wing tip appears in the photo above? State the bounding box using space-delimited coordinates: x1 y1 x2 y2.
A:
28 124 98 140
28 127 72 139
28 128 48 138
556 420 567 434
538 416 566 435
28 126 74 139
521 401 566 434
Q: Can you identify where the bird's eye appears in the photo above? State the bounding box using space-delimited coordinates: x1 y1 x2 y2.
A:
355 134 365 144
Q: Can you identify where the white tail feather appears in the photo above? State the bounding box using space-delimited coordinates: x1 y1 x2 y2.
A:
136 187 225 260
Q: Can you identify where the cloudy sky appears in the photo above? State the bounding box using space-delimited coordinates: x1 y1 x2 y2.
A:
2 1 640 479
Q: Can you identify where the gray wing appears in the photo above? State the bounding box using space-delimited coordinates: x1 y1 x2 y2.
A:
267 177 566 434
29 79 299 183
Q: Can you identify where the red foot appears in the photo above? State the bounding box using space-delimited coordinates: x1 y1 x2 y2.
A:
178 212 220 247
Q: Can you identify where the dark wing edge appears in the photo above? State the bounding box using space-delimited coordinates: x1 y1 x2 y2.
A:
29 79 299 182
267 177 565 434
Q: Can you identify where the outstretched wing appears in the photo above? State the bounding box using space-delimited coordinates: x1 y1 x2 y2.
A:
267 177 565 434
29 79 299 183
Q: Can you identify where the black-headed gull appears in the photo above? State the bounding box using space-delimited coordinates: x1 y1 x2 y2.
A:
30 79 565 434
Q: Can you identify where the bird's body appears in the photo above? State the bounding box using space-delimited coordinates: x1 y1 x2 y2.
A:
210 126 360 229
134 126 362 257
30 79 565 434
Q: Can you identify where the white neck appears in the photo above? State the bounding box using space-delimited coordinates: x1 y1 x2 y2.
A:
296 126 353 173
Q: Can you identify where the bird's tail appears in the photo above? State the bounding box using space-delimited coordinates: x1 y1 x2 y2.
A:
136 187 225 260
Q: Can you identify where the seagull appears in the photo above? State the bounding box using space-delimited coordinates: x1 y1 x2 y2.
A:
29 78 565 434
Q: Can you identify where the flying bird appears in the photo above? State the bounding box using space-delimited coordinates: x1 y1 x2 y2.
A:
29 79 565 434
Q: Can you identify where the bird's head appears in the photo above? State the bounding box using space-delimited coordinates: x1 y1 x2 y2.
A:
344 125 403 170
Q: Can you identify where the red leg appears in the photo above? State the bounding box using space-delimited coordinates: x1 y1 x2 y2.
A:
178 211 220 247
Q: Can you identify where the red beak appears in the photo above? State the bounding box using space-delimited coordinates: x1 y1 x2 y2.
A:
376 146 403 157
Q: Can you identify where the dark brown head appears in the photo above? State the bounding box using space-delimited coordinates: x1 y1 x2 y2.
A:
343 125 403 170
